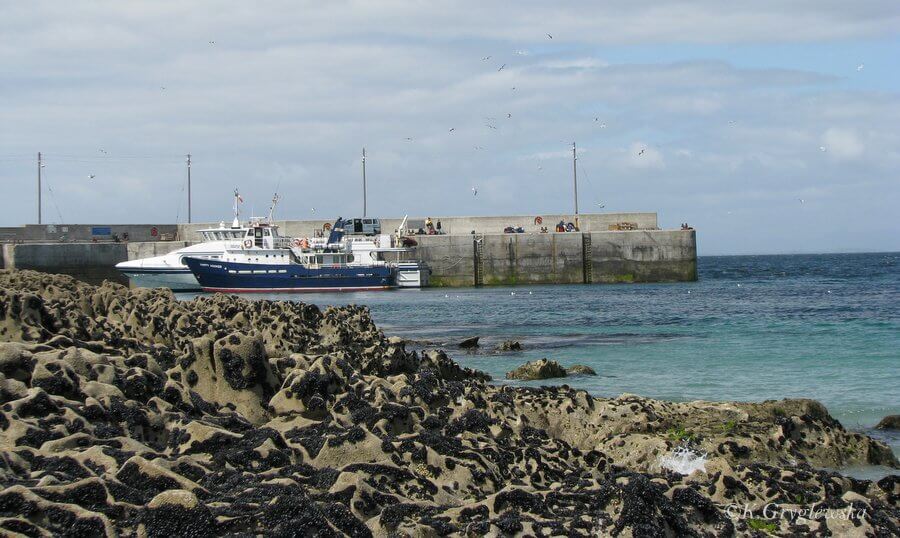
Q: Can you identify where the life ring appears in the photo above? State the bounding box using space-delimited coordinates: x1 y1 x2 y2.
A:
323 222 332 231
300 238 309 249
291 238 302 248
243 239 253 249
534 216 543 225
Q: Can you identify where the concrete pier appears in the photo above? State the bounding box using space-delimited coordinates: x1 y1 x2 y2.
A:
0 241 187 285
411 229 696 287
1 213 697 287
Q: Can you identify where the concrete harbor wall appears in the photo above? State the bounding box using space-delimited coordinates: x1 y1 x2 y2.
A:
2 243 130 285
1 241 188 285
413 229 696 287
587 230 698 283
0 213 696 287
177 212 659 239
0 223 177 243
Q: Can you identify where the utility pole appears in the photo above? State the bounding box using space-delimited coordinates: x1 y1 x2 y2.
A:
362 147 367 217
37 152 43 224
572 142 579 230
186 154 192 223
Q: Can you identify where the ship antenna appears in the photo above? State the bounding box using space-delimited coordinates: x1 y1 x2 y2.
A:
267 192 280 223
232 189 242 228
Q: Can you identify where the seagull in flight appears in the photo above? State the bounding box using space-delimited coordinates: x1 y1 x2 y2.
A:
472 186 478 196
511 86 517 91
596 202 605 208
208 40 216 45
799 198 805 204
311 207 316 213
473 145 484 150
160 86 166 90
819 146 826 152
547 33 553 39
98 148 108 154
857 63 864 71
506 113 511 119
498 64 506 71
486 124 497 130
638 149 646 156
448 127 455 133
88 174 96 180
481 55 491 61
404 137 413 141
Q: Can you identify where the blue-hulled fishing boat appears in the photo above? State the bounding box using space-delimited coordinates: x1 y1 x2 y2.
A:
182 217 396 292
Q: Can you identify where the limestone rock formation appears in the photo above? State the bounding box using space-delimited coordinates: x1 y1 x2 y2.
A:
876 415 900 430
495 340 523 352
566 364 597 376
505 358 568 380
0 270 897 536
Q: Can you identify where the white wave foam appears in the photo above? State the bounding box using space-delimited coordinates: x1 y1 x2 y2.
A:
659 446 708 476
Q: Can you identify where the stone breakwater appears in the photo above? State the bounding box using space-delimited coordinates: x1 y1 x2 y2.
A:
0 270 896 536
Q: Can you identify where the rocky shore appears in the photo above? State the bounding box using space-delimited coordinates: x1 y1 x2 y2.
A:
0 270 897 536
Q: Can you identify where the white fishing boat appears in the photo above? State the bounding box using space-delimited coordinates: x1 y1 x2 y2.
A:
342 216 430 287
116 191 254 291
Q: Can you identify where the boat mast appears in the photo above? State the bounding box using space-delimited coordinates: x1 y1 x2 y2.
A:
362 147 367 217
267 193 280 223
186 153 192 224
232 189 241 228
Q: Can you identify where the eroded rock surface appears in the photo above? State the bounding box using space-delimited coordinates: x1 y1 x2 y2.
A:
566 364 597 376
0 270 897 536
877 415 900 430
495 340 523 352
506 358 568 381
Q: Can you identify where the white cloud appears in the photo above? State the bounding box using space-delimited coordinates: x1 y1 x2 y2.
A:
821 128 865 160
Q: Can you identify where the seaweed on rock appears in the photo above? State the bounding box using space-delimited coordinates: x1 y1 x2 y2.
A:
0 270 897 536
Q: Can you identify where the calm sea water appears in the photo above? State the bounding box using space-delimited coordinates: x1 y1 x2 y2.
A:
179 252 900 465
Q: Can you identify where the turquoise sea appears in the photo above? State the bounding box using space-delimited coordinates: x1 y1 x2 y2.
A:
182 252 900 468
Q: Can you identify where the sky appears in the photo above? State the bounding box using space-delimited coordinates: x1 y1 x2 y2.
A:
1 1 898 255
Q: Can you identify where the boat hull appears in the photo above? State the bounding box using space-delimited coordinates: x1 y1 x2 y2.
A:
183 257 394 293
395 262 431 288
118 268 201 291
